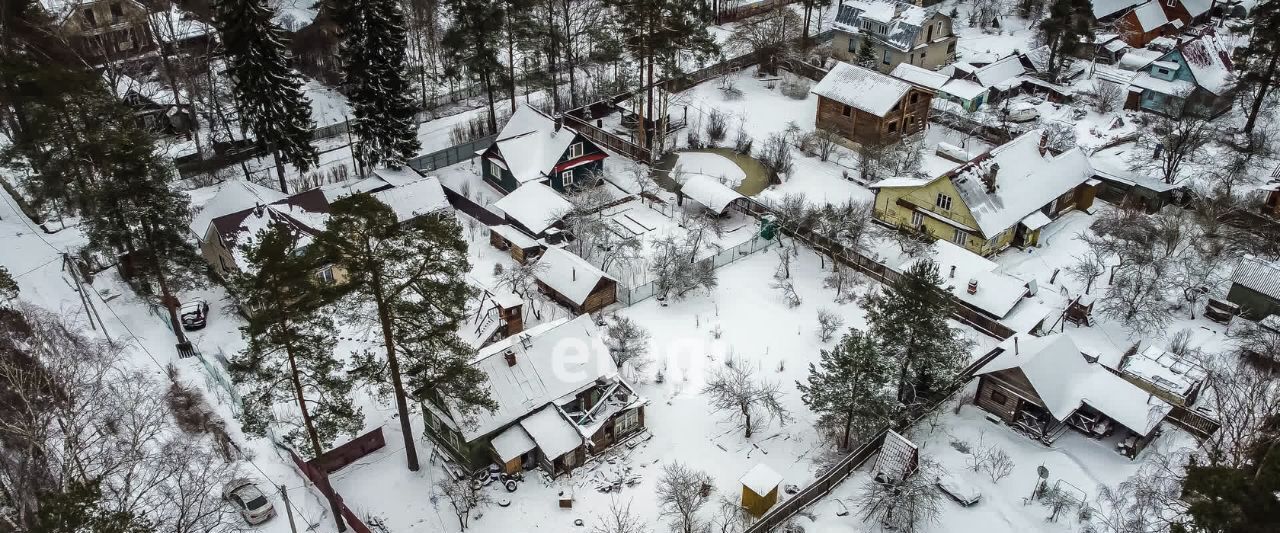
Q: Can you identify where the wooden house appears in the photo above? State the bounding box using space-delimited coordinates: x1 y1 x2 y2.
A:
419 316 646 476
1117 346 1207 407
830 0 958 74
869 129 1095 257
480 104 608 194
1259 176 1280 219
812 61 934 147
109 73 196 137
1226 256 1280 320
488 224 543 264
739 464 782 518
973 334 1173 458
533 247 618 315
1127 32 1235 117
42 0 156 62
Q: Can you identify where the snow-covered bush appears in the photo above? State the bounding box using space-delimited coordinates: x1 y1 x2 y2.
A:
779 74 811 100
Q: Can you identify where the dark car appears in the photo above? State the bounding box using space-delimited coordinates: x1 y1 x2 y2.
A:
180 299 209 331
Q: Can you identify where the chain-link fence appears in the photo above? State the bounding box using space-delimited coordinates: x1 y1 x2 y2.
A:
616 234 772 306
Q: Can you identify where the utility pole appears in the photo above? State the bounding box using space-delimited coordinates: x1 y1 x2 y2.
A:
279 485 299 533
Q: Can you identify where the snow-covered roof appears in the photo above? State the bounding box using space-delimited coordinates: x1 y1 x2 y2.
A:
680 174 745 214
870 176 932 188
188 179 286 238
944 129 1093 237
1177 33 1235 95
490 424 537 463
371 176 450 222
890 63 950 91
533 247 615 306
1119 48 1163 70
1129 70 1197 96
492 182 572 235
491 105 582 184
973 55 1026 88
489 224 540 249
148 8 213 44
812 62 915 117
1180 0 1213 17
1091 0 1144 18
111 73 188 107
833 0 932 53
1231 256 1280 300
520 405 583 459
941 78 987 100
1131 1 1171 32
888 240 1027 318
1120 346 1207 399
456 315 617 442
977 334 1173 436
321 176 395 203
740 463 783 495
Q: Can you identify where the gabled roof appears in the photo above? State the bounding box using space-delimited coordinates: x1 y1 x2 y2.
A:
890 63 950 91
492 182 572 235
1130 0 1171 32
812 62 916 117
1179 0 1212 17
1091 0 1144 18
455 315 618 442
944 129 1093 237
533 247 615 306
188 179 286 238
833 0 934 52
1176 33 1235 95
973 55 1026 88
1231 256 1280 300
977 334 1173 436
371 176 450 222
520 405 583 459
491 105 584 184
680 174 745 215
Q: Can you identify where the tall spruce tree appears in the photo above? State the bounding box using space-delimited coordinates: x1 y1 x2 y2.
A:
82 125 203 344
441 0 505 132
1037 0 1093 81
318 194 492 472
797 328 897 450
230 225 363 455
339 0 422 169
863 260 968 406
215 0 318 193
854 38 878 68
230 224 357 532
1235 0 1280 133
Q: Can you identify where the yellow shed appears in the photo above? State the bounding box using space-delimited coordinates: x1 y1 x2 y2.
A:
739 463 782 518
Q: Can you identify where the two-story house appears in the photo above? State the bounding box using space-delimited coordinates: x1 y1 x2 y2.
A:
1127 32 1235 117
480 105 609 194
812 61 934 147
830 0 958 74
42 0 155 62
869 129 1096 256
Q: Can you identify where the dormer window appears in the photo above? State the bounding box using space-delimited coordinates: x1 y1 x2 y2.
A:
1157 67 1170 75
568 142 584 159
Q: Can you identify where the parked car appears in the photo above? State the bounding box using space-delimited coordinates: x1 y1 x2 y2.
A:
1002 101 1040 123
223 479 275 525
180 299 209 331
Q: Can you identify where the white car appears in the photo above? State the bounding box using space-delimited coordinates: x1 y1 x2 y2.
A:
1002 102 1040 123
223 479 275 525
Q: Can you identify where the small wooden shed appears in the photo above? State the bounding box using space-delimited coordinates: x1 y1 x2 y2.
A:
739 463 782 518
489 224 543 264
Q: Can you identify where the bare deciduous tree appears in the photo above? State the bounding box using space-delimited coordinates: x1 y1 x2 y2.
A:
702 362 792 438
1093 80 1123 113
592 497 648 533
656 461 714 533
436 473 492 530
1067 250 1106 294
854 456 944 533
816 308 843 342
605 315 652 374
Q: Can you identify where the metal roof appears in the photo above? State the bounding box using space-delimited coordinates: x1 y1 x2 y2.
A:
1231 256 1280 300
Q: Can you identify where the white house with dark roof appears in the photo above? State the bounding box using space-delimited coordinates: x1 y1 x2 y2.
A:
830 0 958 73
479 105 608 194
419 315 646 476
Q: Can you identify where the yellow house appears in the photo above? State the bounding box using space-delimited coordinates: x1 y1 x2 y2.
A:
870 130 1096 257
740 463 782 518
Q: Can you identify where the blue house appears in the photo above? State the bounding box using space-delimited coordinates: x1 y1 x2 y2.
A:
1127 32 1235 117
480 105 608 194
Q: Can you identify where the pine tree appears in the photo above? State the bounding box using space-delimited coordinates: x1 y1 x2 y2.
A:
82 126 203 344
0 265 17 302
215 0 318 193
863 260 968 406
318 194 492 471
230 225 363 456
1037 0 1093 81
441 0 505 132
339 0 422 169
855 37 878 68
1235 0 1280 133
797 328 897 450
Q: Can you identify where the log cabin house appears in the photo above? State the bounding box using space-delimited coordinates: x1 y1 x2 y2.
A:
532 247 618 315
812 61 934 147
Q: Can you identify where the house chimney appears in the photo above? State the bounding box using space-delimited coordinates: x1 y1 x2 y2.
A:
554 114 563 132
949 265 956 278
1039 131 1049 156
572 268 576 281
983 163 1000 194
967 278 978 294
1014 336 1020 355
504 350 517 367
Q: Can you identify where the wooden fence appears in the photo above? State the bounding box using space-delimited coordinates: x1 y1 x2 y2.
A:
309 427 387 475
1166 405 1221 440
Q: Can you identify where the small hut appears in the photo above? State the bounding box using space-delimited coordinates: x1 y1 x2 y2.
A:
739 463 782 518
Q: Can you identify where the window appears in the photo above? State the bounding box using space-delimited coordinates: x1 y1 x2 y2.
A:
841 104 853 117
911 211 924 227
990 389 1009 405
568 142 584 159
910 93 919 104
488 159 502 179
887 120 898 133
1157 67 1170 75
614 409 640 435
926 25 934 42
1166 0 1175 5
882 50 891 64
316 266 335 284
947 42 956 54
848 39 858 53
952 228 967 245
935 193 952 210
83 8 97 26
920 49 926 60
110 2 123 21
561 170 574 187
